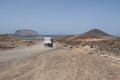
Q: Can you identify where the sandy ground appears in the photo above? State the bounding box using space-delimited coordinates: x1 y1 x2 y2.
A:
0 42 120 80
0 41 57 61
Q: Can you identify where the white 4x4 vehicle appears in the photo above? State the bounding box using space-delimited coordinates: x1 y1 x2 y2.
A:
44 37 53 47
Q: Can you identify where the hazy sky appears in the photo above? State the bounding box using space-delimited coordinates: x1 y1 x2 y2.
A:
0 0 120 35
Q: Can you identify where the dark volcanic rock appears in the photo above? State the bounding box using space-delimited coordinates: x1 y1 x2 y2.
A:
15 29 39 36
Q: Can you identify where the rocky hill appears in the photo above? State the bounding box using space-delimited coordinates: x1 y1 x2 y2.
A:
81 29 111 37
15 29 39 36
56 29 120 56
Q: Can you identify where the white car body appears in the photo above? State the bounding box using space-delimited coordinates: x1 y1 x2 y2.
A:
44 37 53 47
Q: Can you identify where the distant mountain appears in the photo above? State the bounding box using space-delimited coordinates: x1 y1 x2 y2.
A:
80 29 111 37
15 29 39 36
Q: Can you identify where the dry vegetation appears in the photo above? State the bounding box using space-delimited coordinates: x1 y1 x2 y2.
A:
57 36 120 56
0 34 42 51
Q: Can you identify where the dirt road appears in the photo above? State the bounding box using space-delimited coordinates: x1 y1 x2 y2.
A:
0 41 57 61
0 42 120 80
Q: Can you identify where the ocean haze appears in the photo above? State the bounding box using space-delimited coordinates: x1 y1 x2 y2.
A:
0 0 120 35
